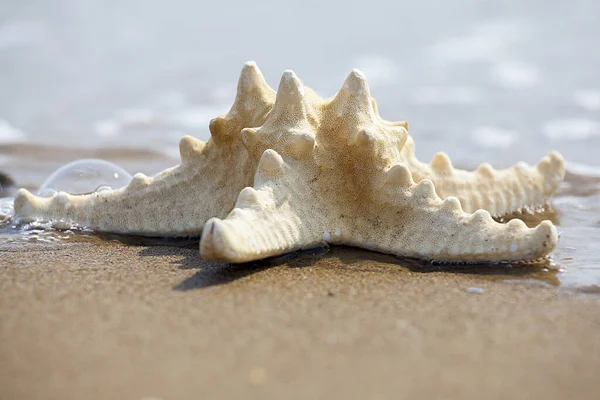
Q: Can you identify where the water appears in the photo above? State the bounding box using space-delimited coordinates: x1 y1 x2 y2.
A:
0 0 599 289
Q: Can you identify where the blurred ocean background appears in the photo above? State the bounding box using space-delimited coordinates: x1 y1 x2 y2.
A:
0 0 599 289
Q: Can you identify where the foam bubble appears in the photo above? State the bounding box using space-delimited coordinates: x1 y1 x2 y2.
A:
38 159 132 196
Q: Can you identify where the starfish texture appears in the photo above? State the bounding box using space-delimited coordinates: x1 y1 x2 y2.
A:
14 62 565 263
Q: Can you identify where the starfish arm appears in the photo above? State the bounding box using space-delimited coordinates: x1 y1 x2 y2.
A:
200 150 324 263
358 165 558 262
13 62 277 236
13 138 252 236
200 197 315 263
399 136 566 216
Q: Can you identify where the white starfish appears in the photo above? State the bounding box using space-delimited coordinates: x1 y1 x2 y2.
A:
13 62 565 263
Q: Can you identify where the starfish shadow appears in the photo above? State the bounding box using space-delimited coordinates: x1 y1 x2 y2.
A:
170 248 332 291
136 243 277 290
137 244 328 291
135 241 560 291
172 261 271 290
329 246 561 286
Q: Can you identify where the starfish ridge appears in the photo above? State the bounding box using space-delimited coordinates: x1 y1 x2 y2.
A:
14 62 565 263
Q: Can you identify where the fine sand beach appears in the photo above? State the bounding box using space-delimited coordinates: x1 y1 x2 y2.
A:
2 0 600 399
1 240 600 400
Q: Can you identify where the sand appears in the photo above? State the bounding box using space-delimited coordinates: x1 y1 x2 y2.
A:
1 239 599 400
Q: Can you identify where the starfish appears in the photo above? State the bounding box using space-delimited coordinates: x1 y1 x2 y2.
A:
13 62 565 263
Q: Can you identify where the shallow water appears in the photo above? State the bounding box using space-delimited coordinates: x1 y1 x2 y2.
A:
1 0 599 289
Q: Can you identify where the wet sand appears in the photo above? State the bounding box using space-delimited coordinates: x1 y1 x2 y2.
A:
1 240 599 400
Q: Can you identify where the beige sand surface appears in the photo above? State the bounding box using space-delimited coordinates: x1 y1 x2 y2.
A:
1 239 599 400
